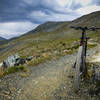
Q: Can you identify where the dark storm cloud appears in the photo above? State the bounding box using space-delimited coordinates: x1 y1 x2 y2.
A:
0 0 100 24
0 0 28 22
0 0 80 24
0 0 45 23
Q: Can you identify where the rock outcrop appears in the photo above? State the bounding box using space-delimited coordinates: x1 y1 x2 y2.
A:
2 54 26 69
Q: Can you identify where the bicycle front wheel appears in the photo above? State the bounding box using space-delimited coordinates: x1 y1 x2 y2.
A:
74 46 83 90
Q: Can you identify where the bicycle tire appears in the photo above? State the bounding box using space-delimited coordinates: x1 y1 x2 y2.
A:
81 42 87 76
74 46 83 90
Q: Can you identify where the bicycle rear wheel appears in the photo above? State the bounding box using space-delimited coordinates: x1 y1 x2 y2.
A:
80 41 87 76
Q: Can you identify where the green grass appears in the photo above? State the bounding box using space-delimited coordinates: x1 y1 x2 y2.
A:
28 56 50 66
3 65 27 76
87 43 97 49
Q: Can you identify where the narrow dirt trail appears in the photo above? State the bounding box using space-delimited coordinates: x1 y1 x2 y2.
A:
16 54 76 100
0 47 98 100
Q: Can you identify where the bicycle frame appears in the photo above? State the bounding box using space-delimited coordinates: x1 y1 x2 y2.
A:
72 27 88 75
80 28 87 75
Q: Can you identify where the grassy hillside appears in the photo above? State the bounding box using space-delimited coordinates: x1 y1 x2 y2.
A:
0 37 8 45
0 11 100 64
26 21 68 34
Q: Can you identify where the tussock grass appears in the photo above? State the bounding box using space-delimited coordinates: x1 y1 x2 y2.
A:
28 56 51 66
0 68 4 78
0 65 28 77
87 43 97 49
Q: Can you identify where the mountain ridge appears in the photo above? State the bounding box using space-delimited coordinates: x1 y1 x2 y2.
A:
0 37 7 41
7 11 100 41
0 11 100 62
26 11 100 35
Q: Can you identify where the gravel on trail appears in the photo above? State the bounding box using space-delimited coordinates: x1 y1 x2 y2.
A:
0 47 98 100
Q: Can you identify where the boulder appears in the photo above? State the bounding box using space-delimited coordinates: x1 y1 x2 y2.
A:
93 65 100 82
15 58 26 66
2 54 20 68
2 54 26 69
88 64 100 82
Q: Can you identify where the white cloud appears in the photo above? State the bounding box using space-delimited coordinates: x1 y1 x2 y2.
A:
56 0 73 7
75 0 92 6
77 5 100 15
30 10 79 22
21 0 100 23
0 22 38 39
30 11 47 17
51 13 78 21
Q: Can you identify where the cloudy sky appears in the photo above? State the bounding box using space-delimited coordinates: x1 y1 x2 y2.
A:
0 0 100 39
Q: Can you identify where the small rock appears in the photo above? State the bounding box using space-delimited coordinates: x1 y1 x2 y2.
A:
17 89 22 94
41 76 44 79
63 50 70 53
9 87 16 92
8 96 11 100
35 81 38 84
4 91 10 95
64 87 66 89
11 97 14 100
54 50 59 54
26 56 34 61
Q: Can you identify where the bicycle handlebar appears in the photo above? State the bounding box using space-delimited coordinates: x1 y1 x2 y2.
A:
89 27 100 31
70 26 100 31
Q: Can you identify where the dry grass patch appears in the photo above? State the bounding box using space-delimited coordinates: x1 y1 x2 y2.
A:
0 65 28 78
0 68 4 78
19 72 31 78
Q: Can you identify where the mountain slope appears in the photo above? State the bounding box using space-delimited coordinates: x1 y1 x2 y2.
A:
25 11 100 36
0 11 100 62
69 11 100 27
0 37 6 41
24 21 68 35
0 37 8 46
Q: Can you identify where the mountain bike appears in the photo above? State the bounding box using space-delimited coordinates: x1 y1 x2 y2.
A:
70 26 100 90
